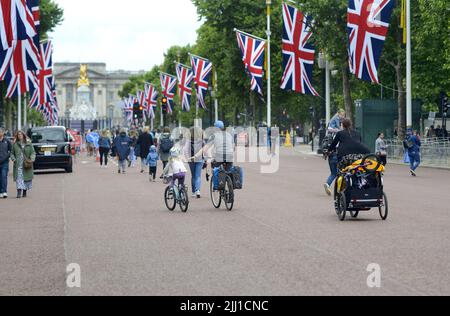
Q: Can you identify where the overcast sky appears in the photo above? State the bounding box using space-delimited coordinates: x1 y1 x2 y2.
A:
50 0 202 71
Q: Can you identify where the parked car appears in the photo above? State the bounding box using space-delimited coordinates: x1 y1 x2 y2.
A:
28 126 73 173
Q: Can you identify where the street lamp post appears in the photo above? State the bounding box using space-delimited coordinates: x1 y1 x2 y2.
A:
266 0 272 128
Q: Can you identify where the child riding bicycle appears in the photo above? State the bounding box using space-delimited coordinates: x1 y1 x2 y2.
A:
163 147 187 187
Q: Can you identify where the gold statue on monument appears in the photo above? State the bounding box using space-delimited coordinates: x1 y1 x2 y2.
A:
77 64 90 87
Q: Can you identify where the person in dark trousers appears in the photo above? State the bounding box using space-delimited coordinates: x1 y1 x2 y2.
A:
113 129 132 174
375 132 388 166
0 128 12 199
328 119 371 169
158 127 174 179
98 130 112 168
137 127 154 174
323 109 346 195
406 130 422 177
146 145 159 182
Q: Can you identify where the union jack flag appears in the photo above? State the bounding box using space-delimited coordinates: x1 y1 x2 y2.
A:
176 64 193 112
121 96 133 122
3 67 36 98
26 0 40 48
136 90 145 107
144 82 158 119
190 55 212 110
0 0 37 51
281 3 319 96
160 72 177 114
29 41 53 107
347 0 395 83
236 30 266 96
1 0 40 85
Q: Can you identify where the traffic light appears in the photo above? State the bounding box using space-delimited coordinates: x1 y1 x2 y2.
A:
133 102 143 120
161 97 168 111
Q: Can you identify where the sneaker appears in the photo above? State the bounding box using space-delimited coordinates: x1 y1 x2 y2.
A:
191 193 197 198
0 193 4 199
196 191 201 199
118 170 121 174
324 183 332 196
3 193 7 199
410 170 417 177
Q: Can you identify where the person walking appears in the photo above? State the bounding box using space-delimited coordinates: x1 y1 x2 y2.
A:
113 129 131 174
137 127 154 174
10 131 36 199
323 109 346 196
185 127 204 199
0 128 12 199
128 129 138 168
405 130 422 177
158 127 174 179
146 145 159 182
98 130 112 168
375 133 388 166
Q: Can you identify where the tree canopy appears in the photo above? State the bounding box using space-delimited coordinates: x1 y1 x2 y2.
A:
119 0 450 133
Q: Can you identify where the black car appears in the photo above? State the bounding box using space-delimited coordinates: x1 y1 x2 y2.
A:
29 126 73 173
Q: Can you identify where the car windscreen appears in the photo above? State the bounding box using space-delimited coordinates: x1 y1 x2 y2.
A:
31 129 66 143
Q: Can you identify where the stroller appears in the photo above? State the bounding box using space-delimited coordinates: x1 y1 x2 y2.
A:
334 154 388 221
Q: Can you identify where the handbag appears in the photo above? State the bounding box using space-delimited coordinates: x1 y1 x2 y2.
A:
22 146 33 170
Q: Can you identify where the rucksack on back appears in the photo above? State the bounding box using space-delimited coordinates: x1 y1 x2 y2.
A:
160 138 174 153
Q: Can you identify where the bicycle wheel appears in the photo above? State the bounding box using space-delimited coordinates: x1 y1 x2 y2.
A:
164 186 176 211
224 175 235 211
337 193 347 221
379 192 389 221
210 176 222 209
179 186 189 213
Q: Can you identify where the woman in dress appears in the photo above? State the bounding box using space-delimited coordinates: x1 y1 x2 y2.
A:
10 131 36 199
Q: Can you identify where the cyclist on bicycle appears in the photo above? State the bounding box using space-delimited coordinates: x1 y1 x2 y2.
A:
163 147 187 187
194 121 234 170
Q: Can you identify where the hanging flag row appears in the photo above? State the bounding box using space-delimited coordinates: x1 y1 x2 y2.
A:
122 54 214 120
235 0 395 98
0 0 59 126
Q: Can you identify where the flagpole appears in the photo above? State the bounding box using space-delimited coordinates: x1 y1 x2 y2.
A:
266 0 272 128
406 0 412 129
18 94 22 131
24 95 27 128
214 69 219 123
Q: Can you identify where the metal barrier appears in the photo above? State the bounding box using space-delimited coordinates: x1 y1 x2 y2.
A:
386 138 450 168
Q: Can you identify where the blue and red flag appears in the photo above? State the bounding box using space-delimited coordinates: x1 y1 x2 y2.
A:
160 72 177 114
190 55 212 110
281 3 319 96
236 30 266 96
29 41 54 107
176 63 194 112
144 83 158 120
347 0 395 83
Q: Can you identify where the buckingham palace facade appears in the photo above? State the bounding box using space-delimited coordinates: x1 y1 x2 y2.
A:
54 63 144 130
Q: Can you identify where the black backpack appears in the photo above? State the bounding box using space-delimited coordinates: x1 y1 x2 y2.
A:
160 137 174 153
321 133 335 155
403 138 414 150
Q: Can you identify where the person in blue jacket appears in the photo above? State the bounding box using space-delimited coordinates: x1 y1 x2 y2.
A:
146 145 159 182
406 129 422 177
113 129 131 174
98 130 112 168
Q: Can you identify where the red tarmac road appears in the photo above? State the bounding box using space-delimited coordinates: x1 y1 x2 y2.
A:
1 148 449 296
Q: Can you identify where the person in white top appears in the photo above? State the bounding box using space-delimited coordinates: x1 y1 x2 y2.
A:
163 147 188 187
